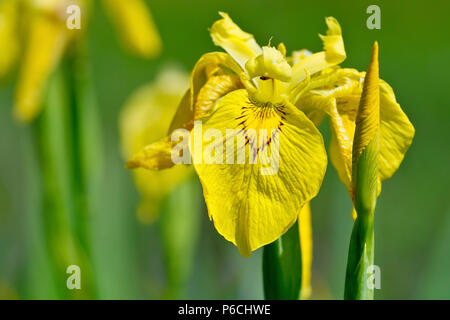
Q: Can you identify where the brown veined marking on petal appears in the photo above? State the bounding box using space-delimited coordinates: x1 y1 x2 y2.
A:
234 98 286 157
194 74 243 120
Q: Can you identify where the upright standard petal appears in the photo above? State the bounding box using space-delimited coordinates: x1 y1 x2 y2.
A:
192 89 327 256
290 17 346 88
210 12 262 69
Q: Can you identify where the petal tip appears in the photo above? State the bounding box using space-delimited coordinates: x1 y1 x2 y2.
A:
125 159 139 169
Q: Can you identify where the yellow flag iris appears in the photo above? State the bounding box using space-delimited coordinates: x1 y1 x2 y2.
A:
0 0 161 123
127 13 413 257
127 13 353 256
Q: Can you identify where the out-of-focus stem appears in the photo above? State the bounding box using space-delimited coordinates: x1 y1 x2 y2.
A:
32 38 101 299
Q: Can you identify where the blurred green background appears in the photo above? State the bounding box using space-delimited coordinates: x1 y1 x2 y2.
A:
1 0 449 299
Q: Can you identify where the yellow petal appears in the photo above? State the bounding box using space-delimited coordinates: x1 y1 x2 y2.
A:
102 0 162 58
0 0 19 79
298 91 357 196
290 17 346 88
192 89 327 256
319 17 346 64
299 202 313 300
378 80 415 180
210 12 262 69
194 74 243 120
14 14 68 123
189 52 246 111
125 136 178 170
121 69 191 171
329 100 355 194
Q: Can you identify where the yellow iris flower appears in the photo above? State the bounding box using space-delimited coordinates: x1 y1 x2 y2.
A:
120 67 192 224
127 13 351 257
0 0 161 123
127 13 414 261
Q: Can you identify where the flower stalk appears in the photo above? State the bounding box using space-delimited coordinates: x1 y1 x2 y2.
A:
344 42 379 300
263 221 302 300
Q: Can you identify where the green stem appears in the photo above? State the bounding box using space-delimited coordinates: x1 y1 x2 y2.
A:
344 214 374 299
64 40 103 299
345 124 378 300
263 222 302 300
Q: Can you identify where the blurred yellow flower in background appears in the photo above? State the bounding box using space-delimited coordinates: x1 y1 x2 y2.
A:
0 0 161 123
0 0 19 80
120 67 192 224
13 0 81 123
102 0 161 59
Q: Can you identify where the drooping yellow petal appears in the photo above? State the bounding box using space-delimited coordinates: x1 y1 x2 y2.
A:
210 12 262 69
290 17 346 88
0 0 19 79
192 89 327 257
102 0 162 58
329 99 355 193
298 87 358 196
14 14 68 123
299 202 313 300
378 80 415 180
